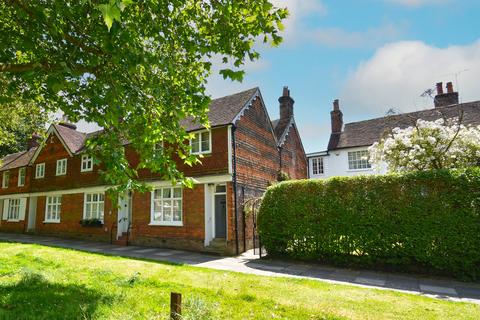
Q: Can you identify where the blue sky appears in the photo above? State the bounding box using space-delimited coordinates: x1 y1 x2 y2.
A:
205 0 480 153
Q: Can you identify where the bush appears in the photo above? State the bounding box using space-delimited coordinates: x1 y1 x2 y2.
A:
257 168 480 279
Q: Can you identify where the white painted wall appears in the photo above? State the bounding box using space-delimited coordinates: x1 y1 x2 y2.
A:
308 146 388 179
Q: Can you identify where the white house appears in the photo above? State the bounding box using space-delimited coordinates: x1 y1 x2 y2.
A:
308 82 480 179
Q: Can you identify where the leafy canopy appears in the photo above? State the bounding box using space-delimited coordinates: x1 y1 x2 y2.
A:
0 76 49 159
0 0 287 191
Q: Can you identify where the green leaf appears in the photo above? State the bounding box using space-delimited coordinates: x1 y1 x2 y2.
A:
97 2 121 31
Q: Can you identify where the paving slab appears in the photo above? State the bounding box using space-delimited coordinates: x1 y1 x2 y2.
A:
419 284 457 295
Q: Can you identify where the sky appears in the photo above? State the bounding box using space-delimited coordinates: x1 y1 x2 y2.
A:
74 0 480 153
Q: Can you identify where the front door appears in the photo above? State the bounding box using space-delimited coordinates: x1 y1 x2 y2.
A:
117 192 130 238
214 185 227 238
27 197 37 231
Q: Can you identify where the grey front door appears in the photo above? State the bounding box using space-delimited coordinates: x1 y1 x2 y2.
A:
214 194 227 238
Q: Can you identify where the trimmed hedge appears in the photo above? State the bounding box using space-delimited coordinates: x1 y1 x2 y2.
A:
258 168 480 279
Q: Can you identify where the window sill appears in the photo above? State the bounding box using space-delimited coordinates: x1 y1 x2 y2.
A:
191 152 211 156
80 170 93 173
149 222 183 227
43 220 60 224
55 174 67 176
7 219 20 222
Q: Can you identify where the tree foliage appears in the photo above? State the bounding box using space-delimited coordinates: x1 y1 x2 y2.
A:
0 76 49 158
0 0 287 190
369 118 480 172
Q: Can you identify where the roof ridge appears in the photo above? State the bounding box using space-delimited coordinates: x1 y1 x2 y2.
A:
344 100 480 127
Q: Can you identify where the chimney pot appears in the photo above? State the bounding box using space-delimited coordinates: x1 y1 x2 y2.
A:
436 82 443 95
434 81 459 108
282 86 290 97
333 99 340 111
446 82 454 93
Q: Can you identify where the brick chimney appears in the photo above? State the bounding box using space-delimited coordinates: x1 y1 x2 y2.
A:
331 99 343 133
434 81 459 108
279 86 294 120
27 133 41 150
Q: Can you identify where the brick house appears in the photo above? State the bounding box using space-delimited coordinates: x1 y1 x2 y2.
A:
307 82 480 178
0 87 307 254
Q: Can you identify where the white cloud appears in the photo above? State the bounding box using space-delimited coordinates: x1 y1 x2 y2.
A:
340 40 480 117
271 0 327 44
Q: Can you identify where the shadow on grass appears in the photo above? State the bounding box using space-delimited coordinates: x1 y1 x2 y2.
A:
0 270 114 320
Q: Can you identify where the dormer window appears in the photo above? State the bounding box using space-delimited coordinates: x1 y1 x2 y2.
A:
81 155 93 172
2 171 9 188
18 168 26 187
35 163 45 179
190 130 211 154
56 159 67 176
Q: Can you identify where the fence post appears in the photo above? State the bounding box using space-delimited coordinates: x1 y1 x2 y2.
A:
170 292 182 320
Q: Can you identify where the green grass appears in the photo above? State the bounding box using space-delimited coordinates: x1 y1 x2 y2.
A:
0 242 478 319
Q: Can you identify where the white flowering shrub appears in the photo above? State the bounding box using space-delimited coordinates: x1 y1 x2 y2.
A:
369 118 480 172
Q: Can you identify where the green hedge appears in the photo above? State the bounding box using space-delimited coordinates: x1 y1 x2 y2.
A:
258 168 480 279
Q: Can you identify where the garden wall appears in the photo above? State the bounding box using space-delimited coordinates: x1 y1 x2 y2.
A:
258 168 480 279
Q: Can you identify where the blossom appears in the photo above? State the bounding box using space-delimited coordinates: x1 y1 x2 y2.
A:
369 117 480 172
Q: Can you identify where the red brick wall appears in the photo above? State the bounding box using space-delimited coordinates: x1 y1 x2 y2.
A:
233 97 279 251
0 166 32 197
129 127 229 181
30 133 103 192
280 124 308 180
34 193 114 241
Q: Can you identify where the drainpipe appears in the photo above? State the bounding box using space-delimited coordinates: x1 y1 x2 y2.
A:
231 125 239 255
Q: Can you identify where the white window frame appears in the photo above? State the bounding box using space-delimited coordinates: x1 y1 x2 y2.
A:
83 192 105 222
312 157 324 175
348 150 372 170
45 195 62 223
35 163 45 179
190 130 211 155
56 158 68 176
18 168 26 187
2 171 9 188
150 187 183 226
81 155 93 172
7 198 21 221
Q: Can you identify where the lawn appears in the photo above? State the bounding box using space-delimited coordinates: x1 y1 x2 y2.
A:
0 242 478 320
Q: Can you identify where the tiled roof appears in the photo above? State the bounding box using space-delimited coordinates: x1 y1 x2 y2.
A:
328 101 480 150
181 87 259 131
272 117 293 146
0 148 37 171
53 124 87 153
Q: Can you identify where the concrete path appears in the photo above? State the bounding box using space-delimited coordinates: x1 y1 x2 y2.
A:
1 232 479 304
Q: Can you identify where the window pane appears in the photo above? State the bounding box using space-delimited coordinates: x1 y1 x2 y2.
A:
162 200 172 221
162 188 171 199
173 200 182 221
201 132 210 151
154 189 162 199
154 200 162 212
191 135 200 153
215 185 226 193
173 188 182 198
